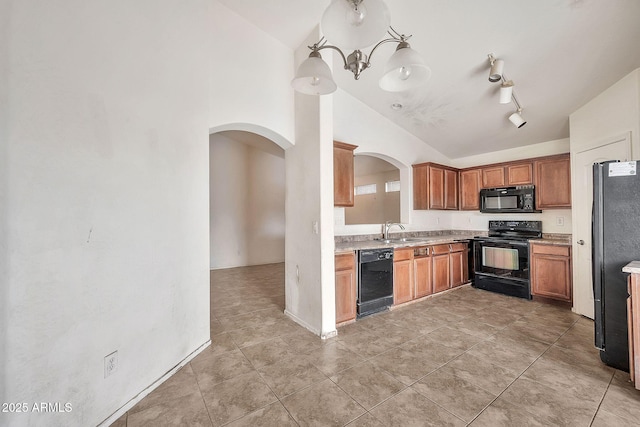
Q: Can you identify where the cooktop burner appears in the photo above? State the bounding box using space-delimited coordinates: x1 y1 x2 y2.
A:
486 220 542 240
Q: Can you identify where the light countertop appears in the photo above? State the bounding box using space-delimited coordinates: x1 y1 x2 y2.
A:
335 232 572 252
335 233 478 252
532 235 572 246
623 261 640 274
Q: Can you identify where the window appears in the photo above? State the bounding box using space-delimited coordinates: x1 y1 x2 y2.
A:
354 183 377 196
385 180 400 193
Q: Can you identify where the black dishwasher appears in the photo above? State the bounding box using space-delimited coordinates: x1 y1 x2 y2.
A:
358 248 394 317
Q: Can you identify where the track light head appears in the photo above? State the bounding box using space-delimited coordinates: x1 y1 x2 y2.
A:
499 80 514 104
488 54 504 82
509 109 527 128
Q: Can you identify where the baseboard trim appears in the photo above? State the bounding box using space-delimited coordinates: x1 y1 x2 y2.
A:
284 309 320 336
97 339 211 427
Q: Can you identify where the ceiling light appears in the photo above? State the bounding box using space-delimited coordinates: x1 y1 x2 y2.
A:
488 54 504 82
379 41 431 92
499 80 514 104
487 53 528 128
291 51 338 95
321 0 390 50
509 109 527 128
292 1 430 95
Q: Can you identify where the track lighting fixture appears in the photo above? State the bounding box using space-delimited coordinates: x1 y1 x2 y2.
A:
291 0 431 95
487 53 527 128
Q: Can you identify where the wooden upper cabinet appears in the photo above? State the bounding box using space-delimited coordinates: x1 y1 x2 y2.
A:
413 163 458 210
507 162 533 185
482 162 533 188
413 164 429 210
482 166 505 188
534 154 571 209
333 141 357 207
459 169 481 210
428 166 445 209
444 169 459 210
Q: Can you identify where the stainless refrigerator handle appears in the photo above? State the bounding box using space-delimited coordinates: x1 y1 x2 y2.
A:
577 240 585 245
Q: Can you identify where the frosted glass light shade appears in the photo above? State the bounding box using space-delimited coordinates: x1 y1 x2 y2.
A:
321 0 390 50
379 45 431 92
291 55 337 95
489 58 504 82
499 80 514 104
509 111 526 128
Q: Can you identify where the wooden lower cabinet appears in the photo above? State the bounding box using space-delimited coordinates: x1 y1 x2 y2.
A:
335 251 357 323
530 243 572 302
392 242 470 306
394 248 414 305
450 243 468 288
414 254 433 298
627 271 640 389
432 244 451 294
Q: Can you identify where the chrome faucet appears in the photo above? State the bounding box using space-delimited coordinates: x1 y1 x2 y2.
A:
384 221 405 240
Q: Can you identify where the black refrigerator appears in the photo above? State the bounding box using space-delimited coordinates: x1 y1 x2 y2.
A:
593 160 640 372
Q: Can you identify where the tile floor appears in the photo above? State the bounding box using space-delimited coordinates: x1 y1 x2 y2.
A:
112 263 640 426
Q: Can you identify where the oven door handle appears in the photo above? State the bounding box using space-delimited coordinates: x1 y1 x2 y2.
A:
475 239 529 247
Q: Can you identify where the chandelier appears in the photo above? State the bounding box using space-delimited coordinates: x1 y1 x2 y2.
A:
291 0 431 95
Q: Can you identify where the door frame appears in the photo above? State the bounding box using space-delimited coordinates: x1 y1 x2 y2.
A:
571 132 632 318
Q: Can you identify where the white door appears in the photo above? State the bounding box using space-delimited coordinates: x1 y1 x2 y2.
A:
572 134 631 318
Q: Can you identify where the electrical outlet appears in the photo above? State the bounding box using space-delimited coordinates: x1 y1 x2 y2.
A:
556 216 565 226
104 351 118 378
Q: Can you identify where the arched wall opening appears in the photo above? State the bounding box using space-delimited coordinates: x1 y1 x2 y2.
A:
335 151 412 232
209 124 292 269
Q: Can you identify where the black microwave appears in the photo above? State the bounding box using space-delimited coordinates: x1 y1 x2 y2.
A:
480 185 541 213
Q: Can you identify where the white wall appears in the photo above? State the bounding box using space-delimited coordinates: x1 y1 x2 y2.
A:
569 68 640 318
208 2 295 146
570 69 640 156
209 134 285 269
2 1 211 426
285 27 336 338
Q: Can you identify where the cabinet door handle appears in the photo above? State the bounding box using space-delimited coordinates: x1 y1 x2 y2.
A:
577 240 585 245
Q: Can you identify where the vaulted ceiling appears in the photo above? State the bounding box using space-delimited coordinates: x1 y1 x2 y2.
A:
218 0 640 159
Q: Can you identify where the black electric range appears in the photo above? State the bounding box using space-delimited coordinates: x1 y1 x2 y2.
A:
472 220 542 299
